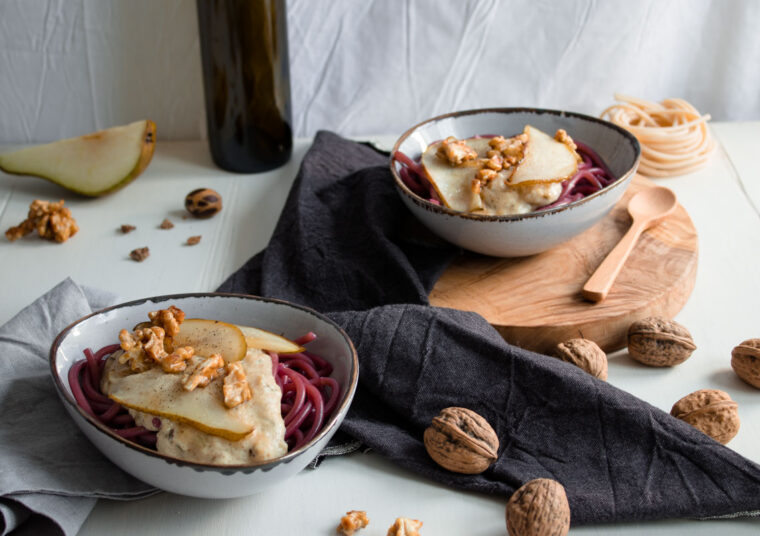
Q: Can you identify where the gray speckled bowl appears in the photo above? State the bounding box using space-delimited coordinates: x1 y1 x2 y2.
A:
391 108 641 257
50 293 358 498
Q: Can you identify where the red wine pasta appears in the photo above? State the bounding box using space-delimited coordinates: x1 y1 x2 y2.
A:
69 332 340 455
393 137 616 212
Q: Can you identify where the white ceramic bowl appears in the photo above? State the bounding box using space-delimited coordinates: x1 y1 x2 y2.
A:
390 108 641 257
50 293 358 498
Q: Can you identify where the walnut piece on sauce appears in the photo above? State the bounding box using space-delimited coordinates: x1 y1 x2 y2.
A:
223 362 253 408
436 136 478 165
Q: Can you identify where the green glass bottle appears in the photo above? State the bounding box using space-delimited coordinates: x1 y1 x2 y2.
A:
196 0 292 173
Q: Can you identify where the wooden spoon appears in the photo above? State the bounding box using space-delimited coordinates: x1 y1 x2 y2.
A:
582 186 678 302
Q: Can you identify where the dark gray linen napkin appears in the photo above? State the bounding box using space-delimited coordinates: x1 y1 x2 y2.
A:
0 279 157 536
218 131 760 525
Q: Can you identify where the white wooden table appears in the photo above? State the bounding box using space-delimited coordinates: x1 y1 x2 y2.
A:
1 125 759 535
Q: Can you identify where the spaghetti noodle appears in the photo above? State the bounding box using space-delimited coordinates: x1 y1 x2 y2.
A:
600 94 715 178
69 332 339 455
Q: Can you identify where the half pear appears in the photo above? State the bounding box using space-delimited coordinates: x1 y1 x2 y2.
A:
0 119 156 197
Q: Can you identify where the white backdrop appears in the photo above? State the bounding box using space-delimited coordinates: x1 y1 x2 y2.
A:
1 0 759 144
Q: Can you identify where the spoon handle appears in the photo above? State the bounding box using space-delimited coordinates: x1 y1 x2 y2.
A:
582 221 646 302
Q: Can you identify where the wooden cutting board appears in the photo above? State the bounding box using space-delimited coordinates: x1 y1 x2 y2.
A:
429 175 698 354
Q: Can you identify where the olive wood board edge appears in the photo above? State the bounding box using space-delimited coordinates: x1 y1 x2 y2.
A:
429 175 698 355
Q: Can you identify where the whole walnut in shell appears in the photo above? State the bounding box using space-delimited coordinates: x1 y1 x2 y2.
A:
670 389 740 444
554 339 607 380
627 317 696 367
731 339 760 389
506 478 570 536
185 188 222 219
423 407 498 474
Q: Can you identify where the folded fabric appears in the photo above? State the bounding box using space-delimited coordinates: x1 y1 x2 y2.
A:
0 280 157 536
218 131 760 524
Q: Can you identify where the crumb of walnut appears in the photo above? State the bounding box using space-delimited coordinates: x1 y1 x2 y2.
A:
148 306 185 337
120 224 136 234
5 199 78 243
186 235 202 246
436 136 478 166
183 354 225 391
386 517 422 536
223 362 253 408
337 510 369 535
130 247 150 262
159 218 174 229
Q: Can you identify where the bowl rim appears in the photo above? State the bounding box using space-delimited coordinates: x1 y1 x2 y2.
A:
390 107 641 222
49 292 359 472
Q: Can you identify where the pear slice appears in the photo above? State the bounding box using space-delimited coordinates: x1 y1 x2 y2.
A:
420 138 513 212
508 125 578 185
107 368 253 441
172 319 248 363
0 120 156 197
237 325 305 354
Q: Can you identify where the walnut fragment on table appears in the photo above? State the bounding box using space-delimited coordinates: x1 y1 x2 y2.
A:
160 218 174 229
337 510 369 535
130 247 150 262
5 199 79 243
186 235 201 246
120 224 136 234
386 517 422 536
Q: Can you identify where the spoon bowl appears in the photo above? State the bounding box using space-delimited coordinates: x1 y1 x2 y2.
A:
628 186 678 222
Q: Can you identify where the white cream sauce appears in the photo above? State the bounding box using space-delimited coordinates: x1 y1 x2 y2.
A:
102 347 287 465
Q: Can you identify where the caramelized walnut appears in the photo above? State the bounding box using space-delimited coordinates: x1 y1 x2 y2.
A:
160 346 194 373
223 362 253 408
183 354 225 391
436 136 478 165
337 510 369 535
554 129 580 160
5 199 78 243
386 517 422 536
117 327 167 372
148 305 186 337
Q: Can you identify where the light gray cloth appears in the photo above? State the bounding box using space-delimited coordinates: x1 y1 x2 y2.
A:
0 279 157 536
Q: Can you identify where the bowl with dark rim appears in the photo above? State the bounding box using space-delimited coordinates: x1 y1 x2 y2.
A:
390 108 641 257
50 293 358 498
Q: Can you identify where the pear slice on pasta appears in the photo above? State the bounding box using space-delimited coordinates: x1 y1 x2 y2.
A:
508 126 578 185
420 138 512 212
172 319 248 363
237 325 305 354
108 368 254 441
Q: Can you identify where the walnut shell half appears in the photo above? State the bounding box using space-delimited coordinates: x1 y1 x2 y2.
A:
627 317 696 367
506 478 570 536
670 389 740 444
554 339 608 380
423 407 498 474
731 339 760 389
